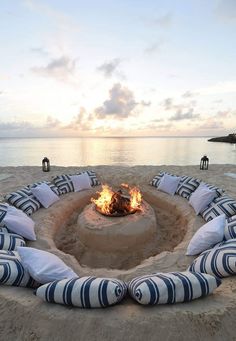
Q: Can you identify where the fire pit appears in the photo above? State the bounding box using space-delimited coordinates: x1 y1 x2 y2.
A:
91 184 142 217
76 184 158 269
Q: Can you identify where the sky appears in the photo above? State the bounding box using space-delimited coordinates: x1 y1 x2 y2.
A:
0 0 236 137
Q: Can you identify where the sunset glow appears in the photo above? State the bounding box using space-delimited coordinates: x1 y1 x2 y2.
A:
0 0 236 137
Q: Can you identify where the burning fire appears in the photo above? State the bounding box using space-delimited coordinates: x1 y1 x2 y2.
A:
91 184 142 216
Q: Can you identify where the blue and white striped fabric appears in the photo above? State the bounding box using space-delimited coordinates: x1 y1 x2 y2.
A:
53 171 100 194
0 232 25 251
5 187 41 215
0 250 39 287
0 226 10 233
28 181 61 196
224 215 236 240
36 276 127 308
0 203 8 224
188 239 236 278
201 196 236 222
204 183 224 198
128 271 221 305
176 176 201 199
150 172 174 188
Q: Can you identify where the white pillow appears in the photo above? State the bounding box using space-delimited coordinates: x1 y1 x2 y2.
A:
186 214 225 256
3 206 36 240
31 183 59 208
17 247 78 284
70 173 92 192
189 183 216 215
157 174 181 196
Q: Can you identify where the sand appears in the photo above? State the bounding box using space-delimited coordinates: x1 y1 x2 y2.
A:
0 164 236 341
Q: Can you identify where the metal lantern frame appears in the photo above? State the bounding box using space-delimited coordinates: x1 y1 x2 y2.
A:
42 157 50 172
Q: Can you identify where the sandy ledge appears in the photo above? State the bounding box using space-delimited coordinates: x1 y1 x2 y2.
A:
0 164 236 341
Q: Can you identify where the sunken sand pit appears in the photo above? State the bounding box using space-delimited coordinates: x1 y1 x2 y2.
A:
1 164 236 340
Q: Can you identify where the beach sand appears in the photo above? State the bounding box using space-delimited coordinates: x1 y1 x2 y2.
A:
0 164 236 341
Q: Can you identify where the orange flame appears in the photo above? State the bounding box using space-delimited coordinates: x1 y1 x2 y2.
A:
91 184 142 214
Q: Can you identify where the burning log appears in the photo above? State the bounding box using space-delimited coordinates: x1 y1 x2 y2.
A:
91 184 142 217
109 192 131 215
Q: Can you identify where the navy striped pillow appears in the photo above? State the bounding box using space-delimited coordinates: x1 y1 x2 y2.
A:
201 196 236 222
35 276 127 308
5 188 41 215
53 171 100 194
150 172 174 188
224 215 236 240
189 239 236 278
0 203 8 224
176 176 201 199
28 181 61 196
128 271 221 305
0 232 25 251
0 226 10 233
0 250 39 287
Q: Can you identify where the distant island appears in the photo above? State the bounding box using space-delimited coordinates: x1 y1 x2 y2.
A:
208 133 236 143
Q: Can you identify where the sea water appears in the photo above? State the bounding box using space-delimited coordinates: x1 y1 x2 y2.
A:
0 136 235 166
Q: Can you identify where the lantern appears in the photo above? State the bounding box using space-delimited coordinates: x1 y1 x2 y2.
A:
200 155 209 170
42 157 50 172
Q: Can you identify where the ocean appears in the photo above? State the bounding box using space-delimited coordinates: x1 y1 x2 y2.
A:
0 137 235 167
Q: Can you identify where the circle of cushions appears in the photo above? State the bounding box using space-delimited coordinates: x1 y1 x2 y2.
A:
189 239 236 278
128 271 221 305
35 277 127 308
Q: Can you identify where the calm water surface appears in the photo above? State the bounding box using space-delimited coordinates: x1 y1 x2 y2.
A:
0 137 235 166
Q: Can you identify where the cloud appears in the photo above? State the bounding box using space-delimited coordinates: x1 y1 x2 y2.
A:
97 58 122 78
198 120 224 130
65 107 94 131
45 116 61 128
145 41 163 54
216 0 236 20
95 83 138 119
30 47 49 57
169 108 199 121
215 110 231 118
23 0 79 32
152 12 172 28
140 100 151 107
163 98 173 110
182 91 197 98
0 121 33 131
31 56 77 83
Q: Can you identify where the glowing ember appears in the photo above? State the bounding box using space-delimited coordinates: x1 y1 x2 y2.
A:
91 184 142 216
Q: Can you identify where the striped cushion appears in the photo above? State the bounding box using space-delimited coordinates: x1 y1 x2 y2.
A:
53 171 100 194
0 232 25 251
201 196 236 222
0 250 39 287
188 239 236 278
35 276 127 308
176 176 200 199
5 188 41 215
204 184 224 198
224 215 236 240
0 203 8 224
128 271 221 305
0 226 10 233
28 181 61 196
150 172 174 188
